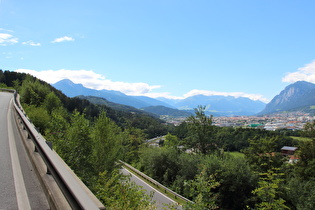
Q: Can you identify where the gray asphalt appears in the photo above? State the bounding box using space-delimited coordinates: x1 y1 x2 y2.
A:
0 92 49 209
121 167 182 210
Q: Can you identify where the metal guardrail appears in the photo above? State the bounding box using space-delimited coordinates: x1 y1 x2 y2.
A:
119 160 192 204
1 89 105 210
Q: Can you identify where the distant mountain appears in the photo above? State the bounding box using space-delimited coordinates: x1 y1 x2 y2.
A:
169 95 266 116
53 79 267 116
53 79 169 109
259 81 315 115
141 106 191 117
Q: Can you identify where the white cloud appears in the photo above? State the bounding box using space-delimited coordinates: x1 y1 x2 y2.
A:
0 33 18 46
51 36 74 43
282 60 315 83
15 69 161 95
22 40 41 46
14 69 268 102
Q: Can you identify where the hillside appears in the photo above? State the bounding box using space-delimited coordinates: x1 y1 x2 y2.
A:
77 95 157 116
53 79 170 109
259 81 315 115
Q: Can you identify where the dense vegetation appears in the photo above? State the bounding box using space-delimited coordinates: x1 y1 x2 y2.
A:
1 69 315 209
135 106 315 209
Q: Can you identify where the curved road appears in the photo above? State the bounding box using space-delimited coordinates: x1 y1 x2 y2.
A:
121 167 182 210
0 92 49 209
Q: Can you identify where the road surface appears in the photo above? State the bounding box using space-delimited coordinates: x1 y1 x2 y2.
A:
0 92 49 209
121 167 182 210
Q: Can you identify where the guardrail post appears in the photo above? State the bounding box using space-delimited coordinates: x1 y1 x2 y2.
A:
46 141 53 150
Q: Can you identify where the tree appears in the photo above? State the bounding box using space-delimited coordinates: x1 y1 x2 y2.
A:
45 108 70 154
43 92 62 114
24 105 50 133
252 168 289 210
163 132 180 149
294 120 315 180
196 154 257 209
121 127 146 164
243 136 285 172
20 76 50 106
185 168 220 210
186 106 216 154
91 111 123 174
138 147 180 186
95 170 155 209
65 111 93 183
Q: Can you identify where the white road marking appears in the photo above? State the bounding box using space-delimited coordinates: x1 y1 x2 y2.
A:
7 99 31 210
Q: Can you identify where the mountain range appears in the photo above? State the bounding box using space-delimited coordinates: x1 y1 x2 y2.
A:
52 79 315 117
53 79 266 116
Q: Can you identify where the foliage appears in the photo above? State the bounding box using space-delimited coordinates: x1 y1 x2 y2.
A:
243 137 285 172
163 132 180 148
285 177 315 209
91 110 123 174
186 105 216 154
24 105 50 133
252 168 289 210
121 127 146 164
95 170 155 209
65 111 94 183
20 76 51 106
0 83 8 88
138 147 180 186
199 154 257 209
185 169 220 210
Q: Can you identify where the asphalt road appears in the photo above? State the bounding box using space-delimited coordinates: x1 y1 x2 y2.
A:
0 92 49 209
121 167 182 210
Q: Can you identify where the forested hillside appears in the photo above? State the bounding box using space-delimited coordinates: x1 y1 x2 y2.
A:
1 69 315 209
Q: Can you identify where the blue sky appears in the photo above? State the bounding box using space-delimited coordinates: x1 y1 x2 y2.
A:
1 0 315 103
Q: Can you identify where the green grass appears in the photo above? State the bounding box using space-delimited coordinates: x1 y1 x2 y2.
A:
226 151 245 158
290 136 312 142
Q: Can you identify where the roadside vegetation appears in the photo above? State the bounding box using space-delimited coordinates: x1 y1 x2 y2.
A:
1 69 315 209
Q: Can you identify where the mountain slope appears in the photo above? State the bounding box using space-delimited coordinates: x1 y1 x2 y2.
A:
53 79 167 109
259 81 315 115
163 95 266 116
141 106 191 117
77 95 152 115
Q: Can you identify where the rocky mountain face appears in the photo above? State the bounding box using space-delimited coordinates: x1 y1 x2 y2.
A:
259 81 315 115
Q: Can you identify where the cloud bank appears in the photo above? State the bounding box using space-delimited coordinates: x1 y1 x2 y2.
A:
15 69 161 96
282 60 315 83
15 69 267 102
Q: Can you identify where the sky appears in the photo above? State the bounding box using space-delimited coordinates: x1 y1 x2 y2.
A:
1 0 315 103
